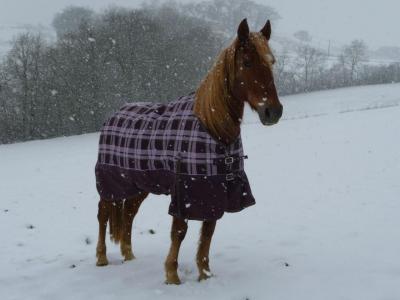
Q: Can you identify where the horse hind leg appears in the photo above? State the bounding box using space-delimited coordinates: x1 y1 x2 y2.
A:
96 192 148 266
96 199 111 266
165 217 188 284
120 192 148 261
196 220 217 281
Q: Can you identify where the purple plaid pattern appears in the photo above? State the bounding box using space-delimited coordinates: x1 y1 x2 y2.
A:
95 93 256 220
97 93 245 176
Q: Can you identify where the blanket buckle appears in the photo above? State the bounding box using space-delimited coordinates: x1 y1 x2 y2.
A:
225 156 234 165
226 173 235 181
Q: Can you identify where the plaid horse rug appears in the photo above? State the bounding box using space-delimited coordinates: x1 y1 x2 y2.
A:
95 93 255 220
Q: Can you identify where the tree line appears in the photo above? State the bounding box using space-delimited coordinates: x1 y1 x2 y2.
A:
0 4 224 143
1 0 399 144
274 37 400 95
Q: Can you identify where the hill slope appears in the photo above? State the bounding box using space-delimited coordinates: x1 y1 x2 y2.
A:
1 84 399 300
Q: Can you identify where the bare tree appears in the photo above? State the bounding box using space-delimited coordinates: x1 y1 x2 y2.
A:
274 49 296 94
341 39 368 83
5 33 47 139
295 43 326 92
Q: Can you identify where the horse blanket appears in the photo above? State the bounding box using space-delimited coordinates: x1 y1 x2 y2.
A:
95 93 255 220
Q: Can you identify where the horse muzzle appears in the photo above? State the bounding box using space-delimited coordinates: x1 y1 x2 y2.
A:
257 103 283 126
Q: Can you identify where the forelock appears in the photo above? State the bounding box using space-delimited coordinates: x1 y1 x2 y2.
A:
249 32 275 67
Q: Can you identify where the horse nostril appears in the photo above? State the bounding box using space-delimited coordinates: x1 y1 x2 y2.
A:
263 105 282 123
264 107 271 119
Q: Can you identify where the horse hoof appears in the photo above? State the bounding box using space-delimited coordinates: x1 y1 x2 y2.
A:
124 253 136 261
165 279 181 285
96 257 109 267
121 244 135 261
165 275 181 285
198 271 213 282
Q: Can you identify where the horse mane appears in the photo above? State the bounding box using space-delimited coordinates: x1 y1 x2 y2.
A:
194 33 274 145
194 39 243 145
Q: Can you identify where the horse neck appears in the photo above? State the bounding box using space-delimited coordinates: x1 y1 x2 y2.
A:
193 58 244 145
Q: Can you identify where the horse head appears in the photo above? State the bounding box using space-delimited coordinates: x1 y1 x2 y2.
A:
230 19 283 125
195 19 283 144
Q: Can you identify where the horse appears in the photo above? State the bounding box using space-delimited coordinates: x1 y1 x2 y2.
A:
95 18 283 285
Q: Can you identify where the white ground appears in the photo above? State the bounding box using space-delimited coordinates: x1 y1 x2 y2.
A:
1 84 399 300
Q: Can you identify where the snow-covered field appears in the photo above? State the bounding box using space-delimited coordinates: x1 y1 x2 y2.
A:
1 84 399 300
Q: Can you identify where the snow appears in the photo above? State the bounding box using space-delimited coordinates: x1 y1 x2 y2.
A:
1 83 400 300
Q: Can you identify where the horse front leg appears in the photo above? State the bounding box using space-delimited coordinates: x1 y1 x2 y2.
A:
164 217 188 284
96 199 111 266
196 220 216 281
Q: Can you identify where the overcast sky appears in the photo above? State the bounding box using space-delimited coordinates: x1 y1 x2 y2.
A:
0 0 399 49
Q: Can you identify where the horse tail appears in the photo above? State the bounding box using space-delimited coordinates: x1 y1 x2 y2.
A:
109 200 124 244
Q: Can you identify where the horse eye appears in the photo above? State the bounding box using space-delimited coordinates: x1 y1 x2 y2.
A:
243 60 252 68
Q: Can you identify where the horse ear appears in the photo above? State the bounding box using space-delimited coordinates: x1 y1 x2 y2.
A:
261 20 271 40
237 18 250 44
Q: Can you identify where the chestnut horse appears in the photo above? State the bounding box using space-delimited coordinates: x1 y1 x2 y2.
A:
95 19 282 284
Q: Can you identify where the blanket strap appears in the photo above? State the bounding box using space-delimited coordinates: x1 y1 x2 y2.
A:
174 154 185 218
224 155 248 181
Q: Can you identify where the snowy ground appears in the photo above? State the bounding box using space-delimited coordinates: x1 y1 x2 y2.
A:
1 84 400 300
